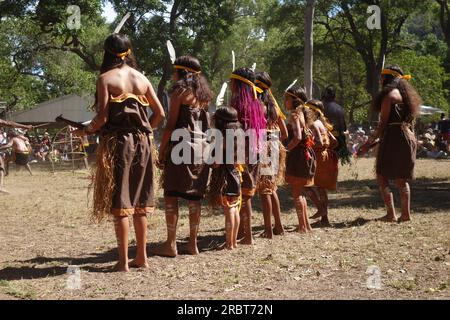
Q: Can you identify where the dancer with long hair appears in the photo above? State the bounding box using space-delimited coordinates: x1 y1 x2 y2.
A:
255 71 288 238
359 65 421 223
284 85 315 233
305 99 338 226
155 55 213 257
229 67 267 245
73 33 165 272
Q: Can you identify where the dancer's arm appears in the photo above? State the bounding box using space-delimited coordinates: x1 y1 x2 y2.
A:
0 119 32 130
158 90 182 164
287 113 303 152
145 80 165 129
277 117 288 142
359 91 395 155
72 77 109 136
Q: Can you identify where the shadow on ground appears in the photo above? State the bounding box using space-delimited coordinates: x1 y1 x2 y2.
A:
251 178 450 214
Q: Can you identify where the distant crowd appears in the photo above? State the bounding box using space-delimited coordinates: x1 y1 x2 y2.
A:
347 113 450 160
0 128 93 165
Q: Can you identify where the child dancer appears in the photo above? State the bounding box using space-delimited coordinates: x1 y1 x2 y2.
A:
229 68 267 245
305 99 338 226
156 56 213 257
284 85 315 233
207 107 244 250
255 71 288 238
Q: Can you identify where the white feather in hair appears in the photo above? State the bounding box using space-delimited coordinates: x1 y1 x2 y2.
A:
167 40 176 64
216 82 228 107
285 79 298 92
232 50 236 71
114 12 131 34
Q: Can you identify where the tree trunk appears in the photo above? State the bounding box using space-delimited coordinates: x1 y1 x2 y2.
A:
157 0 182 103
304 0 317 99
437 0 450 50
366 59 382 124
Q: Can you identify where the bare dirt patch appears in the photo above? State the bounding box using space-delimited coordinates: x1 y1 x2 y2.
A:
0 159 449 300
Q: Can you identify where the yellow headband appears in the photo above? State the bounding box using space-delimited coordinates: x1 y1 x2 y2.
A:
174 65 201 74
255 80 286 120
305 103 325 118
255 80 269 90
381 69 412 80
305 103 334 131
230 74 262 99
106 48 131 60
285 91 305 105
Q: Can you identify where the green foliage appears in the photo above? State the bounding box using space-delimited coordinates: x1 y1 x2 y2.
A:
0 0 448 123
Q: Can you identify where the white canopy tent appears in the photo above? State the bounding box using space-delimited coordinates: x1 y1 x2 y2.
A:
420 105 444 116
8 94 95 128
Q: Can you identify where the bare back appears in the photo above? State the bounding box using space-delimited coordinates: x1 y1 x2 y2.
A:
12 137 28 153
101 65 150 97
91 64 164 132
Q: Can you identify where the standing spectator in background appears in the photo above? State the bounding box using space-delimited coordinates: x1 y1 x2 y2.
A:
322 85 351 164
36 133 51 162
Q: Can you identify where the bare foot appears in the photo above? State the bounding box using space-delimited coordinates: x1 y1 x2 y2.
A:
297 226 312 234
320 216 331 227
273 226 285 236
217 242 234 251
310 210 326 220
187 242 200 255
129 259 149 269
152 242 178 258
0 189 10 195
111 262 130 273
297 227 309 234
239 237 253 245
377 215 398 223
260 230 273 239
398 215 411 223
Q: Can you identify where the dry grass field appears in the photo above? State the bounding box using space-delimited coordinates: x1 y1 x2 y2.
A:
0 158 449 300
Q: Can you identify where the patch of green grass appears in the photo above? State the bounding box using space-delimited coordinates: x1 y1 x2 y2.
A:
0 280 9 287
0 281 37 300
387 278 418 291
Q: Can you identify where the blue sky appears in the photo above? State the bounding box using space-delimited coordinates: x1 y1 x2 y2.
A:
102 1 117 23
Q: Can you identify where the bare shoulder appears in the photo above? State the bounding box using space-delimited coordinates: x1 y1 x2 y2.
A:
97 72 110 86
127 67 148 84
386 88 402 103
173 87 195 105
315 120 327 133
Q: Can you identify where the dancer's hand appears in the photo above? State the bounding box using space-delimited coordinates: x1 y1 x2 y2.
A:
156 155 165 170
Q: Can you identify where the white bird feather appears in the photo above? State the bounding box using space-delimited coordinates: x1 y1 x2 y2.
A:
114 12 131 34
216 82 228 107
232 50 236 71
286 79 298 92
167 40 176 64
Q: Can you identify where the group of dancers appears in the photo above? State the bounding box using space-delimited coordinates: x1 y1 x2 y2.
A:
2 32 421 272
